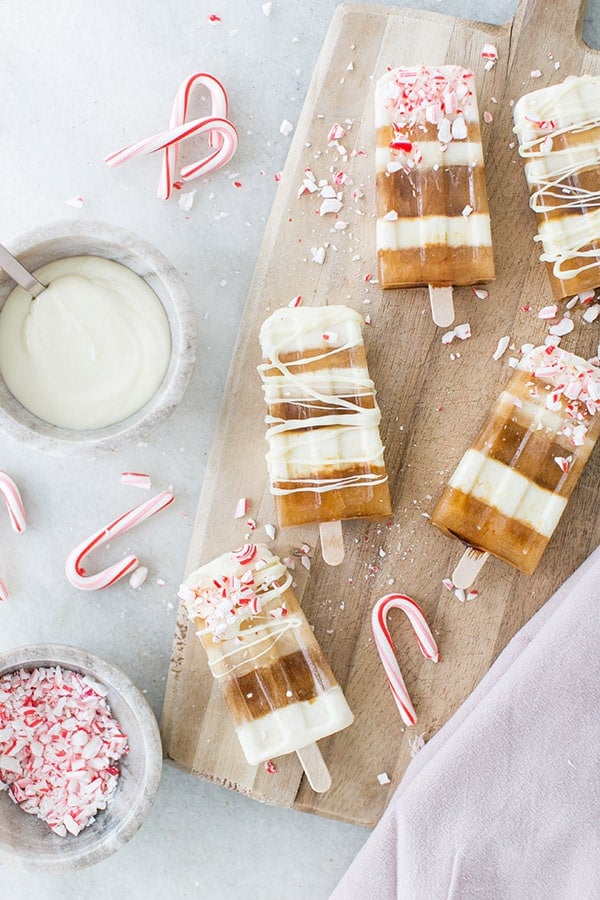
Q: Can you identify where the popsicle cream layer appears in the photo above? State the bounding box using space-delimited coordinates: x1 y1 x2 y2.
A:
179 544 354 765
375 65 494 288
431 346 600 574
259 305 392 527
513 75 600 299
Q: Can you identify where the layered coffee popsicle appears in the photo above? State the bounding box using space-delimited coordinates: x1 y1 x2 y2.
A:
431 345 600 584
258 305 392 565
179 543 354 791
375 65 495 326
513 75 600 300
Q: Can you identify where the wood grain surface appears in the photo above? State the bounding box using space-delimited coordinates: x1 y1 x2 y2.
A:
161 0 600 827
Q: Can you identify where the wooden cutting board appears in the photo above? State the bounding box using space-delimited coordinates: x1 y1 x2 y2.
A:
162 0 600 828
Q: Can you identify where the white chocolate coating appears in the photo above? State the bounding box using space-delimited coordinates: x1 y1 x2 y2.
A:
0 256 171 430
259 306 388 496
513 75 600 281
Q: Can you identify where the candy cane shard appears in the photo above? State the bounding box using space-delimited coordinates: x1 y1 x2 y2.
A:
371 593 440 727
65 489 174 591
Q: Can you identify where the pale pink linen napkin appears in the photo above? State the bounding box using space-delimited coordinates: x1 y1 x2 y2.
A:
332 546 600 900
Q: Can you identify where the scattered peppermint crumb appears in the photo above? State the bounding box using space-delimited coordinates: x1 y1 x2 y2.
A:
311 246 326 265
265 760 277 774
129 566 148 589
245 518 257 531
481 43 498 61
466 589 479 602
264 523 276 540
538 304 558 320
493 335 510 360
280 119 294 137
461 204 473 216
583 304 600 323
549 317 574 336
377 772 391 785
531 69 542 78
483 111 493 124
262 2 272 15
234 497 248 519
178 191 196 211
472 288 488 300
66 196 85 208
301 555 311 571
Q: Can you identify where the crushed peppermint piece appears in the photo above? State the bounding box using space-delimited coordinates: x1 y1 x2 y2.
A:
554 455 572 473
265 759 277 774
481 43 498 60
461 204 473 217
383 210 398 221
262 2 272 15
66 196 85 208
129 565 149 589
377 772 391 785
454 322 472 341
0 666 128 837
472 288 489 300
289 295 302 308
409 733 426 757
530 69 542 78
484 59 496 72
264 523 276 540
311 246 326 265
178 190 196 211
442 578 454 591
549 318 574 336
208 14 221 22
493 335 510 360
121 471 152 490
301 555 311 571
466 589 479 602
327 122 346 141
279 119 294 137
483 111 493 124
245 518 257 531
538 304 558 320
583 304 600 323
234 497 249 519
322 331 338 343
319 197 343 216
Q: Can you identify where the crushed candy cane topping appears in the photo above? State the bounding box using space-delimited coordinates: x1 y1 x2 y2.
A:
180 544 294 645
518 345 600 443
0 666 128 837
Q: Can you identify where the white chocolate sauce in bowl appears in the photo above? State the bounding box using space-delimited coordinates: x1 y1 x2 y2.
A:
0 256 171 430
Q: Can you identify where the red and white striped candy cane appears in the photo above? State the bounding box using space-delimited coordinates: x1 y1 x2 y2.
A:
158 72 229 200
104 72 237 200
65 489 174 591
371 593 440 727
0 472 26 602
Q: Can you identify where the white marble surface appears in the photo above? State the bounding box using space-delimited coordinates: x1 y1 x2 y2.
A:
1 0 599 896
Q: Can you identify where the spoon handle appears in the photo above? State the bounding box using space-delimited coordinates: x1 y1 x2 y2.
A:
0 243 46 298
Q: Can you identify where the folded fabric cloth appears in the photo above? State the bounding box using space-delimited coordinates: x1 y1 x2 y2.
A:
332 546 600 900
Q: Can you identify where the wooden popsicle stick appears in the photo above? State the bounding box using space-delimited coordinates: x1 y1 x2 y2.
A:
428 285 455 327
452 546 490 589
296 743 332 793
319 520 345 566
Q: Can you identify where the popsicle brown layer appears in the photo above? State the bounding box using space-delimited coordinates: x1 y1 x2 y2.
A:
375 65 495 289
179 544 354 765
513 75 600 300
431 346 600 575
258 305 392 528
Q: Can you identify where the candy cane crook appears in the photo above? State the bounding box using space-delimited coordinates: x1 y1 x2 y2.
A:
371 593 439 727
65 489 174 591
104 71 238 200
0 472 27 602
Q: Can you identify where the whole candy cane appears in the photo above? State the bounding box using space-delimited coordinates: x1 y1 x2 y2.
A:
0 472 27 602
65 489 174 591
371 593 440 727
104 72 238 200
159 72 229 200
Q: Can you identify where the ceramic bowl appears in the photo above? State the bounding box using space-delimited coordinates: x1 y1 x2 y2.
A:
0 644 162 871
0 221 197 454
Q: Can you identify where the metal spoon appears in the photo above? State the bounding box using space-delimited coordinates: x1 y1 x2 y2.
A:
0 242 46 298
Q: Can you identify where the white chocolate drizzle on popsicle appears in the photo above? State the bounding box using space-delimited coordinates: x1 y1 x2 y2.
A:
258 306 392 564
513 75 600 295
375 65 495 323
